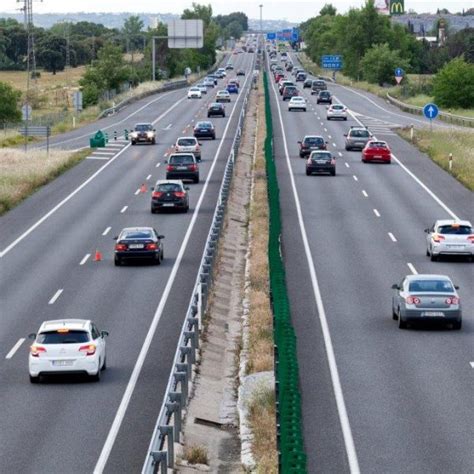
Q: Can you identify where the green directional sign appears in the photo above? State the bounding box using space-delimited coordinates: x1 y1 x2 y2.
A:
390 0 405 15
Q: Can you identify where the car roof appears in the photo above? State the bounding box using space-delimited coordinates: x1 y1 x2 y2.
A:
135 123 152 126
39 319 91 332
304 135 324 139
405 274 453 281
169 152 195 158
435 219 472 227
196 121 213 125
121 226 154 233
177 136 197 141
290 96 304 100
155 179 184 186
217 90 229 94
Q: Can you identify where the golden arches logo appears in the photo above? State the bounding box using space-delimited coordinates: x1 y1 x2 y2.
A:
390 1 404 14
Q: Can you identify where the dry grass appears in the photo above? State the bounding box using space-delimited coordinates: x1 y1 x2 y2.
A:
0 147 90 215
397 127 474 191
183 445 209 465
248 386 278 474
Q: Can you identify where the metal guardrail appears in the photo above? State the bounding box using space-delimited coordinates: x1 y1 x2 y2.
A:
141 63 253 474
386 93 474 128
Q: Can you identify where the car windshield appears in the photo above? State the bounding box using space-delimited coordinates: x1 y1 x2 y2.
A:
37 330 90 344
169 155 194 164
408 280 454 293
197 122 212 129
351 129 370 137
320 92 330 97
332 105 344 110
122 230 153 239
438 225 472 235
177 138 197 146
135 124 152 131
311 152 332 160
313 81 324 86
305 137 324 145
158 183 182 192
369 142 387 148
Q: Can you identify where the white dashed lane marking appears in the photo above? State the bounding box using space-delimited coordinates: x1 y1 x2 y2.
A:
80 254 91 265
345 163 350 168
353 175 358 181
146 174 152 181
388 233 397 242
373 209 381 217
120 206 128 214
407 263 418 275
5 338 25 359
48 289 63 305
102 227 111 236
362 190 368 197
134 189 141 196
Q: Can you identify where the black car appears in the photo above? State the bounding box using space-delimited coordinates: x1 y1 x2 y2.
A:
303 78 313 89
282 86 298 101
311 80 327 95
166 153 199 183
151 180 189 213
114 227 164 266
306 151 336 176
193 121 216 140
286 63 294 71
317 90 332 104
236 69 245 76
208 102 226 117
225 64 234 70
298 135 328 158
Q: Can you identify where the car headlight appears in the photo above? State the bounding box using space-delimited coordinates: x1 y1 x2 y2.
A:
147 132 154 138
131 132 138 138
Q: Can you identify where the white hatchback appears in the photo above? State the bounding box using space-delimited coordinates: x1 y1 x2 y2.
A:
288 96 306 112
425 220 474 261
28 319 108 383
187 87 202 99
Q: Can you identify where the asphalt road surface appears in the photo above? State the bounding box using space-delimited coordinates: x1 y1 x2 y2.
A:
0 51 254 473
269 53 473 473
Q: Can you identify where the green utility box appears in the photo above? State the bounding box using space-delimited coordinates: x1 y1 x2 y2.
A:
90 130 108 148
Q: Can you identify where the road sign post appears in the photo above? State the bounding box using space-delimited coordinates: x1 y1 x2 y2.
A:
394 67 404 84
423 103 439 131
19 125 51 155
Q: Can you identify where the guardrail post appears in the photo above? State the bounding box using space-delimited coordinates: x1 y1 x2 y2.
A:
180 345 195 365
150 451 167 474
158 426 174 468
410 124 414 142
174 371 188 402
176 362 191 380
166 400 181 442
184 330 197 354
448 153 453 171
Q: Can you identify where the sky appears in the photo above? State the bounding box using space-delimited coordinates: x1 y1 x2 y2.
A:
3 0 472 23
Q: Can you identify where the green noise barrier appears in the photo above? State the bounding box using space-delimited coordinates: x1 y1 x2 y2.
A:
263 70 307 473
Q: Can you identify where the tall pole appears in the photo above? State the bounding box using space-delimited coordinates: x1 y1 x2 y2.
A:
259 5 263 35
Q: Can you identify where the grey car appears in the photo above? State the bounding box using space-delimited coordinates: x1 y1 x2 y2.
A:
425 219 474 261
344 127 372 151
391 274 462 329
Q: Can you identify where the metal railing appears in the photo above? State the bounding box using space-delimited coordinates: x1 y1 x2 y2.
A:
141 64 253 474
386 93 474 128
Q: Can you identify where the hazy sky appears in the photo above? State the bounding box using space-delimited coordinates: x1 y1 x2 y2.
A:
3 0 471 23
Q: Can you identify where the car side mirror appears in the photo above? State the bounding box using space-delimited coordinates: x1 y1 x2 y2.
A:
153 129 156 132
391 284 399 290
164 160 168 164
101 330 109 338
113 236 118 240
454 285 460 290
150 186 155 191
325 141 328 144
198 142 202 146
344 134 348 137
28 333 36 340
184 186 190 190
158 235 165 239
424 228 429 233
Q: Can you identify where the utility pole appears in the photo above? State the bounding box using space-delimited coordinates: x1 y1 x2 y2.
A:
259 5 263 35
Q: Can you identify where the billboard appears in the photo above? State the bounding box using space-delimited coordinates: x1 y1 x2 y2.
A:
167 20 203 48
375 0 390 15
390 0 405 15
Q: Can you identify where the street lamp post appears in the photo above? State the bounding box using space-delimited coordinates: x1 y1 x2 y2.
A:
259 4 263 35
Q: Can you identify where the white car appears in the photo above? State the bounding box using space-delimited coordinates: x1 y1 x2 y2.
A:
196 83 207 94
216 90 231 103
425 219 474 261
327 104 348 120
28 319 108 383
288 96 306 112
217 68 227 77
187 87 202 99
175 136 201 161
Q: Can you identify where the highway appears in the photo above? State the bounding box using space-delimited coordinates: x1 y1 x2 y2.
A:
268 53 474 473
0 51 254 473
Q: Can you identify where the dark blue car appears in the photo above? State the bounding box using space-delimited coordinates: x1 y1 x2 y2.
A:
226 84 239 94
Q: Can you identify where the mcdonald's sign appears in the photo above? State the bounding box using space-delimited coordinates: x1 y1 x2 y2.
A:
390 0 405 15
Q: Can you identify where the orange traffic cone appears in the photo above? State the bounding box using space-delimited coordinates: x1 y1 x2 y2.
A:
140 183 147 193
93 249 102 262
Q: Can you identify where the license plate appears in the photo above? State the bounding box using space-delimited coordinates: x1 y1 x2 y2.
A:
421 311 444 317
374 155 383 159
356 142 365 146
129 244 144 249
177 166 188 170
163 203 174 207
316 160 327 164
447 245 464 249
52 360 73 366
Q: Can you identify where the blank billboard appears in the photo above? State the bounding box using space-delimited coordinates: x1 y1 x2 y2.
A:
168 20 204 49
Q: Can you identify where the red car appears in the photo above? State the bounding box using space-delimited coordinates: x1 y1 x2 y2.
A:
274 73 285 83
362 140 392 164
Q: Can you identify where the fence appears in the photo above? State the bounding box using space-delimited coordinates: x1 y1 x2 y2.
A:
263 70 307 473
386 93 474 128
141 60 253 474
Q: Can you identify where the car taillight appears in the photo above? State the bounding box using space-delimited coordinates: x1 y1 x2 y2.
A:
467 235 474 243
331 159 336 165
445 297 459 305
79 344 96 356
152 191 163 198
30 345 46 357
189 164 197 171
432 234 445 243
174 191 186 198
406 296 420 305
115 243 127 251
146 243 158 250
166 165 173 172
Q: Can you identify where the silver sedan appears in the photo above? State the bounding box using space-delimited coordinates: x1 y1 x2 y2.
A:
392 274 462 329
425 219 474 261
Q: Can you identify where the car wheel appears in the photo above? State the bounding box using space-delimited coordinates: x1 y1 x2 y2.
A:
345 146 350 151
154 254 161 266
392 305 398 320
212 135 216 140
131 141 136 145
151 207 157 214
194 177 200 184
101 356 107 371
331 170 336 176
114 257 121 267
430 251 438 262
362 158 366 163
344 117 347 121
452 320 462 330
387 160 391 164
398 309 407 329
184 206 189 213
29 375 40 384
92 365 101 381
152 139 156 145
306 170 310 176
289 108 292 111
303 109 306 112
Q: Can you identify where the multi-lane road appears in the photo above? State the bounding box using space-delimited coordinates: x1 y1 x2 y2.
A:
0 51 254 473
269 53 473 472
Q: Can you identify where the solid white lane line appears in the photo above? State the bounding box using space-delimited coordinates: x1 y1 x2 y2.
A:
80 254 91 265
86 156 110 161
407 263 418 275
1 97 187 259
470 362 474 369
373 209 381 217
353 175 358 181
146 174 152 181
269 66 360 474
120 206 128 213
102 227 111 236
5 338 26 359
345 163 350 168
134 189 141 196
338 97 459 220
362 190 368 197
94 66 254 474
48 289 63 305
388 232 397 242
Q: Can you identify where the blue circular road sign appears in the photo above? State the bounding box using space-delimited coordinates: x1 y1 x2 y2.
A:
423 103 439 120
394 67 404 77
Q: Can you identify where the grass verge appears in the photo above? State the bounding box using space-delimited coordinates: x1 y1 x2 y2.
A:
0 147 91 215
397 127 474 191
246 75 277 472
183 445 209 465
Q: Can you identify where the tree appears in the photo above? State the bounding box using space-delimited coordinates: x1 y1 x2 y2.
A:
122 15 144 63
225 20 244 39
38 49 64 74
360 43 409 85
0 81 21 125
432 57 474 108
319 4 337 16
